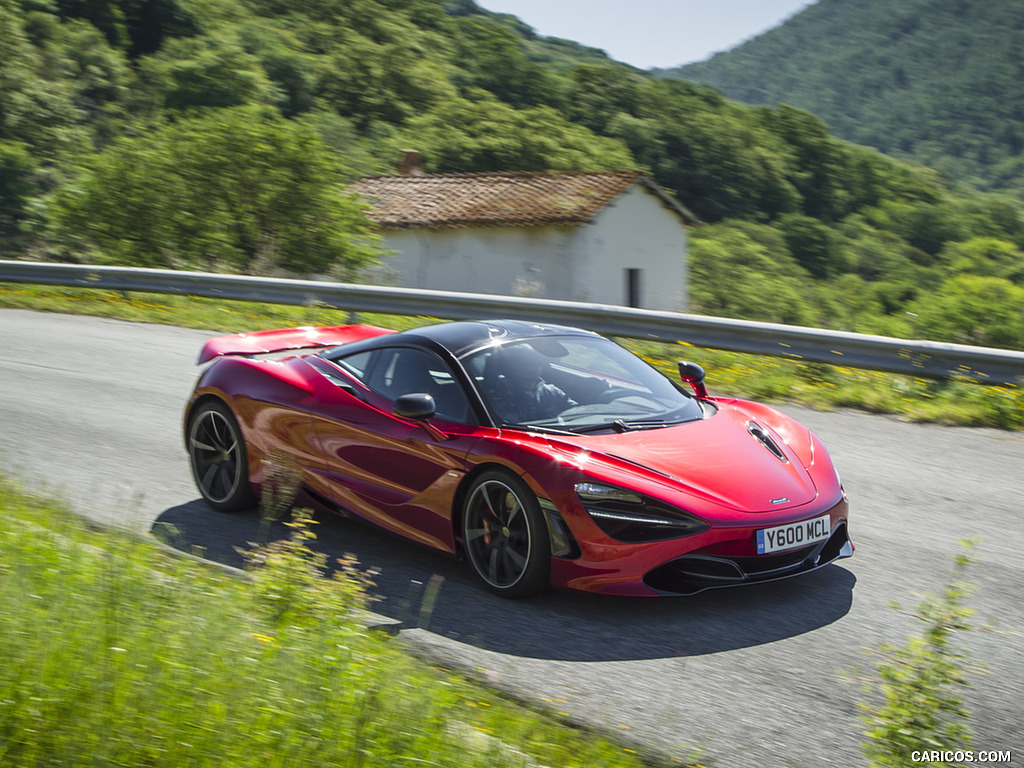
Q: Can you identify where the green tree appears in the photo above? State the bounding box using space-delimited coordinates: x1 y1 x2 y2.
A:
607 79 801 222
564 63 642 134
960 195 1024 248
400 94 634 173
235 22 318 118
237 0 455 126
910 275 1024 350
0 0 89 158
139 35 272 110
57 19 134 116
689 221 818 325
49 0 128 48
313 25 456 126
862 199 971 261
938 237 1024 282
838 213 922 283
0 140 36 248
760 104 867 222
46 106 380 275
778 212 845 279
450 16 563 109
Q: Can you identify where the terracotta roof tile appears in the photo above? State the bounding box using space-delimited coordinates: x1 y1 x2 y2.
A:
351 170 694 230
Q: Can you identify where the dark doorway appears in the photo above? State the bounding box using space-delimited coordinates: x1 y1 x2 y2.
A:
625 268 642 308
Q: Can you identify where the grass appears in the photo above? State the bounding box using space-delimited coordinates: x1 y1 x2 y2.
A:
2 282 1023 430
0 476 666 768
0 282 437 335
859 542 979 768
629 341 1024 430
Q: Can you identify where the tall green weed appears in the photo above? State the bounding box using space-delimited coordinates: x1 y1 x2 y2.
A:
860 542 980 767
0 478 645 767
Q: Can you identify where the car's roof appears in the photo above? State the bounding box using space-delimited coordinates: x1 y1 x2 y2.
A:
395 319 599 357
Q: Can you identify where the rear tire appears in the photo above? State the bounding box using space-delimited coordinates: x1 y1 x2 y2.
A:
461 470 550 598
187 401 256 511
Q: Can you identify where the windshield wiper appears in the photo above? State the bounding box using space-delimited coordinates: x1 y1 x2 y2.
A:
572 419 631 434
501 423 578 436
573 418 694 434
624 418 695 428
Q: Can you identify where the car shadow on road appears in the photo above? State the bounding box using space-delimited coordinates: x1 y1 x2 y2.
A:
154 499 856 663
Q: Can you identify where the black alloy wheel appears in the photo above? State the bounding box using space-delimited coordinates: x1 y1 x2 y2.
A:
187 401 255 511
461 470 550 598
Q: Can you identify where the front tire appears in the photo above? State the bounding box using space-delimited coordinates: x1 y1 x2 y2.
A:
461 470 550 598
187 400 256 512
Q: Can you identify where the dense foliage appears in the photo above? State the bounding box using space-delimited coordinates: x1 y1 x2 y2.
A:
663 0 1024 195
1 0 1023 351
0 477 649 767
46 106 379 275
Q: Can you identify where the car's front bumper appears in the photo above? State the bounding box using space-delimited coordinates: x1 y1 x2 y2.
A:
640 522 853 595
546 495 852 597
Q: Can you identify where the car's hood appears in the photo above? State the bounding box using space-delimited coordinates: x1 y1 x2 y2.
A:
548 406 819 512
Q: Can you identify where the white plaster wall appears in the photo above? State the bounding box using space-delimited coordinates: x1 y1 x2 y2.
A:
362 184 688 310
573 185 688 310
364 226 577 299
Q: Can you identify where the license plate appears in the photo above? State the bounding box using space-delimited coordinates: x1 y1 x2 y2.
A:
756 514 831 554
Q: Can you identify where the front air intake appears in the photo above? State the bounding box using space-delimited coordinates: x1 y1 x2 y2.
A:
642 523 853 595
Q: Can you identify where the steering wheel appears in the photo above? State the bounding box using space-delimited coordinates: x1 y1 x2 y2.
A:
594 386 637 404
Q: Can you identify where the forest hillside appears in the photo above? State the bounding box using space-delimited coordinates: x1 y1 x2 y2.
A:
1 0 1023 350
662 0 1024 195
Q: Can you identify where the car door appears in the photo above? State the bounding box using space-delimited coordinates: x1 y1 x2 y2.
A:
303 346 482 553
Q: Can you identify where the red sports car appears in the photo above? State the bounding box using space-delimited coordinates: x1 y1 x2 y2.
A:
185 319 852 598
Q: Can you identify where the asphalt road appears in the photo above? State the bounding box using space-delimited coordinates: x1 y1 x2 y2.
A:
1 308 1021 767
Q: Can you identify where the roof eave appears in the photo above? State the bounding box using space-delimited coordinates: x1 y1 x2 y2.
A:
635 177 702 227
371 217 592 231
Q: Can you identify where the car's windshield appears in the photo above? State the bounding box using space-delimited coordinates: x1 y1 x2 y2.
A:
462 336 706 433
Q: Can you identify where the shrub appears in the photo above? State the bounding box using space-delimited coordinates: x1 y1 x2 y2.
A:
861 542 979 767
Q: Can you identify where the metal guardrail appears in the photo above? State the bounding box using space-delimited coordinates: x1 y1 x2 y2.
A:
2 260 1023 385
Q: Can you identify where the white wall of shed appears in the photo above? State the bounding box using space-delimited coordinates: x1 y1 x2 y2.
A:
361 226 576 299
360 184 688 310
575 185 688 310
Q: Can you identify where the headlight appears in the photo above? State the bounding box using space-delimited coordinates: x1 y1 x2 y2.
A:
574 482 643 505
574 482 708 543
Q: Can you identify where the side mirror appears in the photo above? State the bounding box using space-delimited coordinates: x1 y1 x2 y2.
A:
677 361 708 398
393 392 436 420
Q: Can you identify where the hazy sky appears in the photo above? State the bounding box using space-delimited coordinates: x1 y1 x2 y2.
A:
475 0 816 69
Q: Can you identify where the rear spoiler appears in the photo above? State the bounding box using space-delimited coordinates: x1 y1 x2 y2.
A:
197 324 395 364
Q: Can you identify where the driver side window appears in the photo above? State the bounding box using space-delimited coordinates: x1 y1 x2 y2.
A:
365 347 471 424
